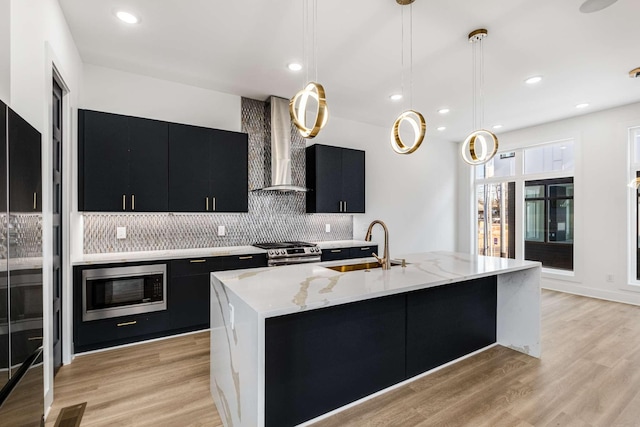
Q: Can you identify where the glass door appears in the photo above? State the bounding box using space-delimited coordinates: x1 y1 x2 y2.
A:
476 182 515 258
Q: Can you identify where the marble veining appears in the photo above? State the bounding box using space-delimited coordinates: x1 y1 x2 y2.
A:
210 251 541 427
212 251 541 318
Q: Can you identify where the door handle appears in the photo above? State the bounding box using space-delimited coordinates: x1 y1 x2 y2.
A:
206 197 209 211
122 194 126 211
131 194 135 211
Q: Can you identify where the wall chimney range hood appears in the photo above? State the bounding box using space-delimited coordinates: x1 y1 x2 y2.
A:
253 96 309 192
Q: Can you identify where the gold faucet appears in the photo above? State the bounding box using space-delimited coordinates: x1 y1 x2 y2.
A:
365 220 390 270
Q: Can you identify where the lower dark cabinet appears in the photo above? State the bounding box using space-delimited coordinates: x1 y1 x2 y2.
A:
406 276 497 377
74 311 170 352
320 245 378 262
265 294 406 427
264 276 498 427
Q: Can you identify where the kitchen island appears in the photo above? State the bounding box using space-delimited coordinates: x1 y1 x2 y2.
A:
210 252 541 427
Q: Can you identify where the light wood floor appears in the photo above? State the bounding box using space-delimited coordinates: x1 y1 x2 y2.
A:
47 290 640 426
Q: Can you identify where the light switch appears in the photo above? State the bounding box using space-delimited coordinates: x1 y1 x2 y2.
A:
116 227 127 239
218 225 226 236
325 224 331 233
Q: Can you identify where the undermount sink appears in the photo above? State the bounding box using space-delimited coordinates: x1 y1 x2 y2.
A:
325 259 407 273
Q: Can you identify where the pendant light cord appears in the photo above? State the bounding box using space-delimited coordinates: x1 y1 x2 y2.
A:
409 3 413 109
401 6 405 109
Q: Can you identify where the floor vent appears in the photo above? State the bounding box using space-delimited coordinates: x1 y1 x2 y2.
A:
53 402 86 427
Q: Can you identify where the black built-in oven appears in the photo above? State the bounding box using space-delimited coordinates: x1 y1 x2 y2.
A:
82 264 166 321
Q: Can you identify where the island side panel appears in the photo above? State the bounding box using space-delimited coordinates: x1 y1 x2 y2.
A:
211 274 260 427
496 266 541 357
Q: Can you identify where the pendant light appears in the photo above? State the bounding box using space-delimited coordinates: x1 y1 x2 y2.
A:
461 29 499 165
390 0 426 155
289 0 328 139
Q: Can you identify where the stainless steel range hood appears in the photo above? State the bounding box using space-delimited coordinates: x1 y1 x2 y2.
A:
253 96 308 192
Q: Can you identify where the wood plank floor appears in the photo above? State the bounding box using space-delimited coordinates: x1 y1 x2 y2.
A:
46 290 640 426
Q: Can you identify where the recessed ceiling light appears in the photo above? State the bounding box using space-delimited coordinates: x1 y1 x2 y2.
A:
437 126 446 131
492 124 503 129
576 103 590 109
389 94 403 101
287 63 303 72
525 76 543 85
579 0 618 13
116 11 139 24
438 108 450 114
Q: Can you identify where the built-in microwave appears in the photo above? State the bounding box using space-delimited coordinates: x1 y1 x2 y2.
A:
82 264 166 322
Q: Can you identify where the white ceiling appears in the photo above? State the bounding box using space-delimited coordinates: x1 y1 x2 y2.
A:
58 0 640 142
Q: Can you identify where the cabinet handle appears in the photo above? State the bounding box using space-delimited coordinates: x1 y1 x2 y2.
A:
212 197 216 211
206 197 209 211
28 336 43 341
122 195 126 211
330 249 342 253
339 201 343 212
190 259 207 263
344 201 347 212
238 256 253 260
33 192 37 210
360 247 370 251
117 321 137 327
131 194 135 211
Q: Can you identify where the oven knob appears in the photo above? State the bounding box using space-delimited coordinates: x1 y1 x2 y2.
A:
268 250 274 256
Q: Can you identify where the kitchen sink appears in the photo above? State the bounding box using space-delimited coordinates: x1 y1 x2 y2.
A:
325 259 407 272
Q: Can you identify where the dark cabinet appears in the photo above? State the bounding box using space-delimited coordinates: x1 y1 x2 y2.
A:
8 108 41 213
74 253 267 352
169 257 225 331
78 110 168 212
306 144 365 213
169 124 248 212
405 276 497 378
169 253 266 331
265 293 406 427
320 245 378 261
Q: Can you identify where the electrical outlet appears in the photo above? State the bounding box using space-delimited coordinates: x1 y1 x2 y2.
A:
218 225 226 236
116 227 126 239
606 274 614 283
325 224 331 233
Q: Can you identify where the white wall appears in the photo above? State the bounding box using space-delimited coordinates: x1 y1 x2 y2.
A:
312 116 459 256
9 0 83 412
457 101 640 306
80 64 241 131
0 0 9 103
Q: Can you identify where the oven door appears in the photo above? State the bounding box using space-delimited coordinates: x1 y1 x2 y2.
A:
82 264 166 321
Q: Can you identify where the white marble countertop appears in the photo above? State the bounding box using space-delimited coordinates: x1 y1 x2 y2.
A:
72 240 375 266
211 251 540 318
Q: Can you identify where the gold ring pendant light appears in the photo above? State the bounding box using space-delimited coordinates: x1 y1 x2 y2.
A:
390 0 426 155
290 0 328 139
461 29 498 165
290 82 328 139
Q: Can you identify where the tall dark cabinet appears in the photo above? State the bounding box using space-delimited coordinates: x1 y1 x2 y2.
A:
8 109 41 213
168 124 248 212
78 110 169 212
306 144 365 213
0 100 44 426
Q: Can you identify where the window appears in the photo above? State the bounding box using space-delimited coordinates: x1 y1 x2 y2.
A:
473 139 575 272
524 141 574 175
524 178 574 270
476 182 515 258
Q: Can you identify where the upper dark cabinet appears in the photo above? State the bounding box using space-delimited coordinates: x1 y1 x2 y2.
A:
78 110 169 212
8 108 41 213
168 123 248 212
306 144 365 213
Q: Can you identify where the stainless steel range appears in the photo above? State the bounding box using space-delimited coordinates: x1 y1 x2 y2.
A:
253 241 322 266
